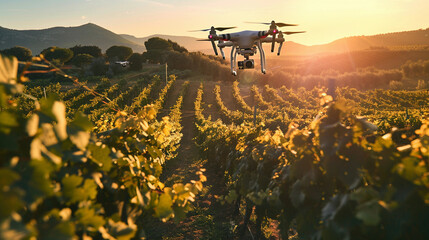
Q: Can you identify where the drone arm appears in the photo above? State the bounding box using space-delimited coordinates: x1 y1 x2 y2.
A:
218 41 234 47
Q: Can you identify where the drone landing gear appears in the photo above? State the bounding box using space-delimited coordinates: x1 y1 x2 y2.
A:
256 40 266 74
230 45 238 75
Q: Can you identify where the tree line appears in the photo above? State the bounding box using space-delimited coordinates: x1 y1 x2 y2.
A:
0 37 235 80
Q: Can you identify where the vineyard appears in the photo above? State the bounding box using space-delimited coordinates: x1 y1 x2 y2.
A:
1 54 429 239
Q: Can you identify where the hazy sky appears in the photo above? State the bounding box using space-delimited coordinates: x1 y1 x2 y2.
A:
0 0 428 45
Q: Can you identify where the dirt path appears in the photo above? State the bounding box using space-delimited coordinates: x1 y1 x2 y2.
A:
202 81 221 121
158 79 185 119
160 81 202 185
220 83 238 111
146 80 235 239
240 84 254 107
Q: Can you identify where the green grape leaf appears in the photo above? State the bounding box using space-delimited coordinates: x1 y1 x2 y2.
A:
0 170 23 220
154 193 173 221
62 175 97 203
42 221 76 240
75 207 105 229
0 169 20 187
355 200 381 226
71 112 93 131
88 143 112 171
225 190 238 204
0 112 19 134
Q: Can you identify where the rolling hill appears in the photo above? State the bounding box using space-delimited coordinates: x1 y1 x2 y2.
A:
279 28 429 56
0 23 145 54
0 23 428 56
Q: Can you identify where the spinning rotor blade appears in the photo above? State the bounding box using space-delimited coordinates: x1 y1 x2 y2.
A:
214 26 237 31
189 26 236 32
283 31 306 35
197 39 212 41
189 29 211 32
276 22 298 27
245 21 271 25
245 21 298 27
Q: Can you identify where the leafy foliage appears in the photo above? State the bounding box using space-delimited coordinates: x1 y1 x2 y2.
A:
70 45 102 58
72 53 94 67
41 46 74 63
195 81 429 239
0 46 32 61
106 46 133 61
128 53 143 71
0 54 205 239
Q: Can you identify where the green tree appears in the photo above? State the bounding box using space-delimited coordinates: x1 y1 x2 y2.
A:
70 45 102 58
0 46 32 61
41 47 74 63
72 53 94 67
105 46 133 61
142 50 165 64
144 37 173 51
166 51 192 70
168 39 188 53
128 53 143 70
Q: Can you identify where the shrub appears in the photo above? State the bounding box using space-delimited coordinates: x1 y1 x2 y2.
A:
89 57 109 76
105 46 133 61
72 53 94 67
0 46 32 61
69 45 102 57
128 53 143 70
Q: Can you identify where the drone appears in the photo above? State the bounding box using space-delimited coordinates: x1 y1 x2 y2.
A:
192 21 305 75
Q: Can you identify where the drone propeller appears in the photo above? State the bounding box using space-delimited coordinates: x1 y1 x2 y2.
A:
246 21 298 52
189 26 237 32
196 39 212 41
191 26 236 56
282 31 306 35
245 21 298 27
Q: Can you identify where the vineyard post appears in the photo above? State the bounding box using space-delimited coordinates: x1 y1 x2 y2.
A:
43 87 47 99
165 63 168 85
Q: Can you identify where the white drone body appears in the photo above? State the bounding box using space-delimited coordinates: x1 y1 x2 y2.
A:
194 21 305 75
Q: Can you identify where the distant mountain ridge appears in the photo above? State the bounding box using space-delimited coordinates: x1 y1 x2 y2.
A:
279 28 429 55
0 23 145 54
0 23 428 56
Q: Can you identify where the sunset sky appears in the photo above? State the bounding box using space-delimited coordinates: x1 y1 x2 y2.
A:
0 0 428 45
